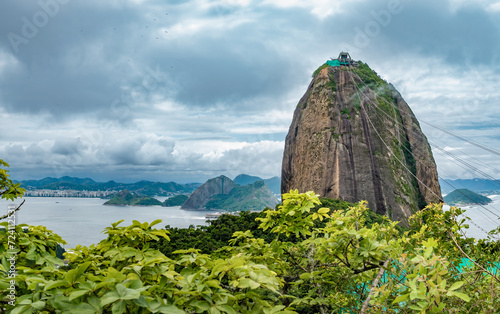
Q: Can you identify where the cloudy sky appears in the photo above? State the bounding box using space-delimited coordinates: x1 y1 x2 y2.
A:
0 0 499 184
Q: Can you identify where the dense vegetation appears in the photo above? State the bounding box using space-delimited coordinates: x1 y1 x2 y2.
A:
163 195 189 207
233 175 281 195
104 190 163 206
312 63 329 78
444 188 492 205
1 159 500 313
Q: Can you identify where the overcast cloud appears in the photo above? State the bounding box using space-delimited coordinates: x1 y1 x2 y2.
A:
1 0 499 183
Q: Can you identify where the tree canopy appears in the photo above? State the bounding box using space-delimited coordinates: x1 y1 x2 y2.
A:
1 188 499 313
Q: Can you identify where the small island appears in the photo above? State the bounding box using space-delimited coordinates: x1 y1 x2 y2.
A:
104 190 163 206
444 189 492 206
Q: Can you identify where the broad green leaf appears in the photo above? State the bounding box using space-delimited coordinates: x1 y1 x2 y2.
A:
112 300 126 314
44 280 68 291
156 304 185 314
191 300 211 311
10 305 31 314
149 219 163 228
101 292 120 306
43 253 64 266
69 289 90 301
217 304 237 314
392 294 409 304
317 207 329 214
446 291 470 302
30 300 45 310
449 281 464 291
238 278 260 289
299 273 312 280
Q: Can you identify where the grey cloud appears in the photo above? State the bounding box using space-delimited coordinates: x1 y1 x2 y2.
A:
51 138 82 156
1 0 499 182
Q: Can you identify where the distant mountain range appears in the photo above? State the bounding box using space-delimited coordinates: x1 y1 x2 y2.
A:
17 176 201 196
440 178 500 195
16 174 282 197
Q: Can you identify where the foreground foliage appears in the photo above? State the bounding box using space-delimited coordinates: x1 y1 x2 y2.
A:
1 190 499 313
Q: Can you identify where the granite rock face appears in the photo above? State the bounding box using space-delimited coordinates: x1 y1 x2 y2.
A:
181 175 236 210
281 63 442 224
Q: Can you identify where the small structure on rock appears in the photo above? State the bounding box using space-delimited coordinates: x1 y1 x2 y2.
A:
326 51 359 67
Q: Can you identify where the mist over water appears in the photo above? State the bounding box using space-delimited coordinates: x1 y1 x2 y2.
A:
2 197 208 248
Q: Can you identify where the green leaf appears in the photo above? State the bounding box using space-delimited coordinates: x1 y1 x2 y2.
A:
69 289 90 301
317 207 329 214
191 300 211 311
44 280 68 291
238 278 260 289
10 305 31 314
446 291 470 302
217 304 237 314
112 300 126 314
43 253 65 266
156 304 187 314
149 219 163 228
299 273 312 280
392 294 409 304
101 292 120 306
448 281 464 291
30 300 46 310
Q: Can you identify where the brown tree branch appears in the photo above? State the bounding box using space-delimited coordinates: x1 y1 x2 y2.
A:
0 199 25 220
448 231 500 284
360 258 391 314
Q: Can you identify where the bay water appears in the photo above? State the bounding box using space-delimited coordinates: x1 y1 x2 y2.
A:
1 197 208 248
2 195 500 249
443 194 500 240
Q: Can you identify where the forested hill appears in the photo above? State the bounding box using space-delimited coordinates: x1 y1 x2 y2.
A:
17 176 200 196
233 174 281 195
443 189 492 206
104 190 163 206
204 180 279 211
182 176 279 211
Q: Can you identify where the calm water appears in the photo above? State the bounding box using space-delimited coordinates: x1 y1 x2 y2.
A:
1 197 208 248
2 195 500 248
443 194 500 240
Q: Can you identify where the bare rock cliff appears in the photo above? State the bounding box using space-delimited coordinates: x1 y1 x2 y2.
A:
281 62 442 223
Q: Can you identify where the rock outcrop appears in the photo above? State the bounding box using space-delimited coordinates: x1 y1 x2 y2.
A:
181 175 236 210
281 62 442 224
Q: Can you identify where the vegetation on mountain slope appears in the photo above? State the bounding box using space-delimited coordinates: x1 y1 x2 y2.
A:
444 188 492 205
163 195 189 207
103 190 163 206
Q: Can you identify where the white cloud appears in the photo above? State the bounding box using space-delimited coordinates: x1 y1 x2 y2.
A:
449 0 500 12
261 0 356 18
487 1 500 11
